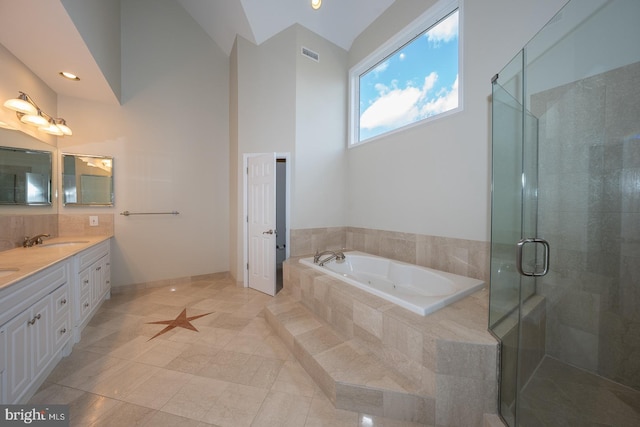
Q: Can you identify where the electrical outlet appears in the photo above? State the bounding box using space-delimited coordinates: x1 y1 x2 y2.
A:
89 216 99 226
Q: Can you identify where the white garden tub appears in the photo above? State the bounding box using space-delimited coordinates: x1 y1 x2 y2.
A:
300 251 484 316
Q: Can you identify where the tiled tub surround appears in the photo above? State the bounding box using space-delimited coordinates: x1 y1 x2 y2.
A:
265 256 498 426
290 227 490 283
0 213 114 252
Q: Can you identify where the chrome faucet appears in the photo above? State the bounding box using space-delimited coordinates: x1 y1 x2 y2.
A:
23 234 50 247
313 250 346 266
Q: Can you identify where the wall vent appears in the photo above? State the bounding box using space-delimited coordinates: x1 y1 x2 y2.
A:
301 47 319 62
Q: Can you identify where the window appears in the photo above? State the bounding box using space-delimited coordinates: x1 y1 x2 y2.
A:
349 0 461 146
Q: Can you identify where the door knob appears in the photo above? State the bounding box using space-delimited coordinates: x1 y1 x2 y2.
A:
262 229 274 235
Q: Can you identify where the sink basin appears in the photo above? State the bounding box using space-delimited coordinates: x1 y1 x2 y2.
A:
0 268 19 278
38 240 89 247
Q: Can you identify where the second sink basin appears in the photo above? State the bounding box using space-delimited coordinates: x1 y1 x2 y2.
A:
38 241 89 248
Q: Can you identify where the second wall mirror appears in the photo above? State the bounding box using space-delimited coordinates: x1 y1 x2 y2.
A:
62 153 114 206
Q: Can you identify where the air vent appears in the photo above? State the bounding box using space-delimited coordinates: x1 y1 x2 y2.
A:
301 47 319 62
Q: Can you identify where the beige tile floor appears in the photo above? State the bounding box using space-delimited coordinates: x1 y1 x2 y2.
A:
29 276 430 426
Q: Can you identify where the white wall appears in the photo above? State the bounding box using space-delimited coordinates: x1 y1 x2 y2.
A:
346 0 568 242
57 0 230 287
229 25 348 281
230 30 297 281
293 25 349 229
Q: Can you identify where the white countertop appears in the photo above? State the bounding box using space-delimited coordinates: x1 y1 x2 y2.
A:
0 235 112 290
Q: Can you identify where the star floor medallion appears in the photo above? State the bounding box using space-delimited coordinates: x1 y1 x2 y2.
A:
146 308 213 340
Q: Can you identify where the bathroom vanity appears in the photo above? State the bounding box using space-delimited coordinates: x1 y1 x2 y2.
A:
0 236 111 404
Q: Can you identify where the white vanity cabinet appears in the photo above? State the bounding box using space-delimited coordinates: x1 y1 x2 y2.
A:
0 262 71 404
73 240 111 341
0 237 111 404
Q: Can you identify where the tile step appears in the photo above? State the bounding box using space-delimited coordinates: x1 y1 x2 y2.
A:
265 295 434 424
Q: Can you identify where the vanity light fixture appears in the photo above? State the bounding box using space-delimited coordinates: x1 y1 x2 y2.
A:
3 91 72 137
311 0 322 10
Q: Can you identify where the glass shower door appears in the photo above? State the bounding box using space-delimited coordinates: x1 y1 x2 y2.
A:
491 0 640 425
489 50 540 426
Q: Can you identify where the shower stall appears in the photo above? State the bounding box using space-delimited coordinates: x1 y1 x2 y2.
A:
489 0 640 425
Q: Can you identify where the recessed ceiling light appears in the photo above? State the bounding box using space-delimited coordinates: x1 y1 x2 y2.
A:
59 71 80 81
311 0 321 10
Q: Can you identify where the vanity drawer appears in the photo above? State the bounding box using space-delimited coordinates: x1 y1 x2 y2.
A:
77 241 110 272
52 316 71 354
51 284 70 323
79 293 92 322
78 269 91 298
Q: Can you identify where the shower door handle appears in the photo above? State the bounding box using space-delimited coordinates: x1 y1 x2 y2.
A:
516 238 550 277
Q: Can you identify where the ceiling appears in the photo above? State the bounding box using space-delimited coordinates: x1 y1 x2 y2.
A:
0 0 395 106
0 1 118 104
176 0 396 56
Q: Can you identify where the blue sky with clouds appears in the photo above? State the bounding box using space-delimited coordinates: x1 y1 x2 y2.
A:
358 10 459 141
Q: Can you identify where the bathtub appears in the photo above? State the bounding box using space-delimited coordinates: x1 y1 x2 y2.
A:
299 251 485 316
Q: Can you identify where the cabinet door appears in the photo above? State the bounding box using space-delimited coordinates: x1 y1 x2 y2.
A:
91 255 110 305
102 257 111 298
30 296 52 379
4 310 31 403
91 261 103 306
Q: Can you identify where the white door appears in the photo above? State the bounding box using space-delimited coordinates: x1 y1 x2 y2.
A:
247 153 276 296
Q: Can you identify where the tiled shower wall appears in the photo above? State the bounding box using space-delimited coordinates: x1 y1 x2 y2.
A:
290 226 490 282
0 213 114 252
533 61 640 389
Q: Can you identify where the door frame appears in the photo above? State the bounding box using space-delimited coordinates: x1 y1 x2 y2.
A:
242 152 291 288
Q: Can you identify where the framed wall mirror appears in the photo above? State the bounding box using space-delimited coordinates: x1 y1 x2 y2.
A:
0 146 52 205
62 153 114 206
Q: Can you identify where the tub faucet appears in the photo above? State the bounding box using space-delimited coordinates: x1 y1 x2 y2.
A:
23 234 50 247
314 250 346 266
